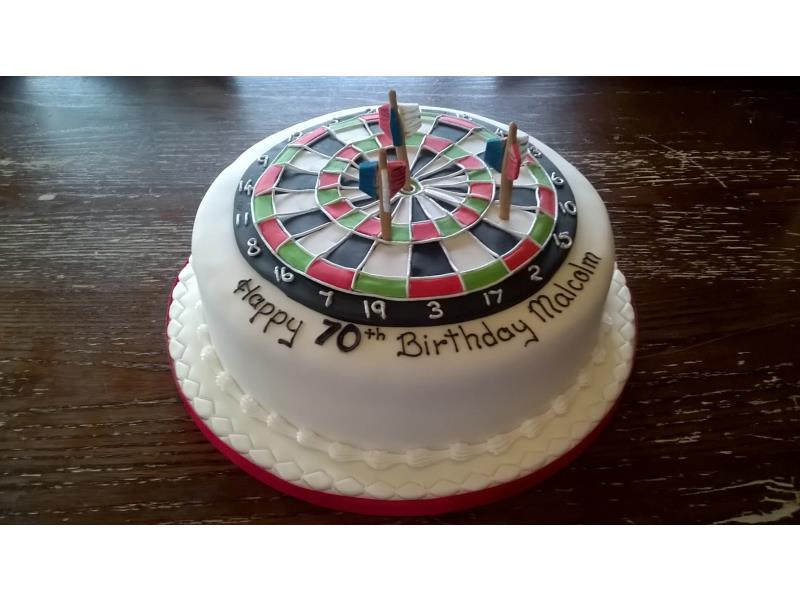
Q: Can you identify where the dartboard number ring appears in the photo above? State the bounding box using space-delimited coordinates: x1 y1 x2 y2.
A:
232 108 578 327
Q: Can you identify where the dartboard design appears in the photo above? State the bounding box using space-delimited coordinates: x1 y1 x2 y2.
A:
232 109 578 326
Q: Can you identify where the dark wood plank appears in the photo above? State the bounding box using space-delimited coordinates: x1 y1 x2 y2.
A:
1 77 798 524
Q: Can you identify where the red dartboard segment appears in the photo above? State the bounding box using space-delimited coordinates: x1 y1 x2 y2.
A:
438 115 477 130
254 165 283 197
458 155 483 169
377 133 393 148
307 259 356 290
408 274 464 298
538 187 556 215
356 217 382 236
503 238 541 272
318 172 339 188
258 218 290 251
469 182 494 200
411 221 440 241
336 146 360 161
323 200 353 219
294 127 327 146
452 206 480 227
423 136 451 153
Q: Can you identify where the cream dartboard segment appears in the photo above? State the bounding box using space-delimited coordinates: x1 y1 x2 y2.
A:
232 108 578 326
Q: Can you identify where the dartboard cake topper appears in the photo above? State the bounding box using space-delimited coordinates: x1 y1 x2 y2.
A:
167 91 636 515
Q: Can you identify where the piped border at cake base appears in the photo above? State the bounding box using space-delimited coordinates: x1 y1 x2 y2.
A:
165 259 637 517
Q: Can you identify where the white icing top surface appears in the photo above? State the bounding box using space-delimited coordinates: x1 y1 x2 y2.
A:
191 106 616 451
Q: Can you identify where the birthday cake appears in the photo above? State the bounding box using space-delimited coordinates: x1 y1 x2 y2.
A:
167 97 636 515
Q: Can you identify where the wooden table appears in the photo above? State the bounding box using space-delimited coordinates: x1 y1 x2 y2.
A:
1 77 798 524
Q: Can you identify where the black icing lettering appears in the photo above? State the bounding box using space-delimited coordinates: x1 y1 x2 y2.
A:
524 253 602 326
262 310 288 333
248 293 265 308
553 291 574 309
278 318 303 348
315 319 342 346
582 252 601 271
242 285 263 303
337 323 361 353
510 320 539 347
312 319 361 352
480 321 498 347
574 270 590 283
568 278 585 290
433 338 448 355
568 262 594 277
496 327 515 342
393 319 540 357
234 278 254 294
250 302 275 324
233 278 308 349
553 283 577 299
458 325 482 351
528 294 561 323
396 332 423 357
364 327 387 341
443 329 460 353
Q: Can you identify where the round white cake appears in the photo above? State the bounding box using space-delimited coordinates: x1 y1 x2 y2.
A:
169 103 634 510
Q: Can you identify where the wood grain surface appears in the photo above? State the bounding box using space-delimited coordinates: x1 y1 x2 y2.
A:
1 77 798 524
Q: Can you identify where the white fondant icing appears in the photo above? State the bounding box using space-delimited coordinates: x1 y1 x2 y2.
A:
339 188 370 202
190 106 617 453
418 119 435 135
456 132 489 155
397 103 422 134
291 149 329 171
332 124 369 143
361 243 410 277
483 204 536 236
192 309 609 469
422 172 467 186
442 234 496 270
295 222 349 255
422 186 462 207
416 194 450 219
273 191 318 214
167 262 635 498
405 145 421 166
416 155 451 178
391 195 411 224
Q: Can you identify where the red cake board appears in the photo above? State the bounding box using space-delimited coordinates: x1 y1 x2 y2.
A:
165 263 634 517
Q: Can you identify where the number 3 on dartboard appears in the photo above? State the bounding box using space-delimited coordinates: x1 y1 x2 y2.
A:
314 319 361 353
427 301 444 320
